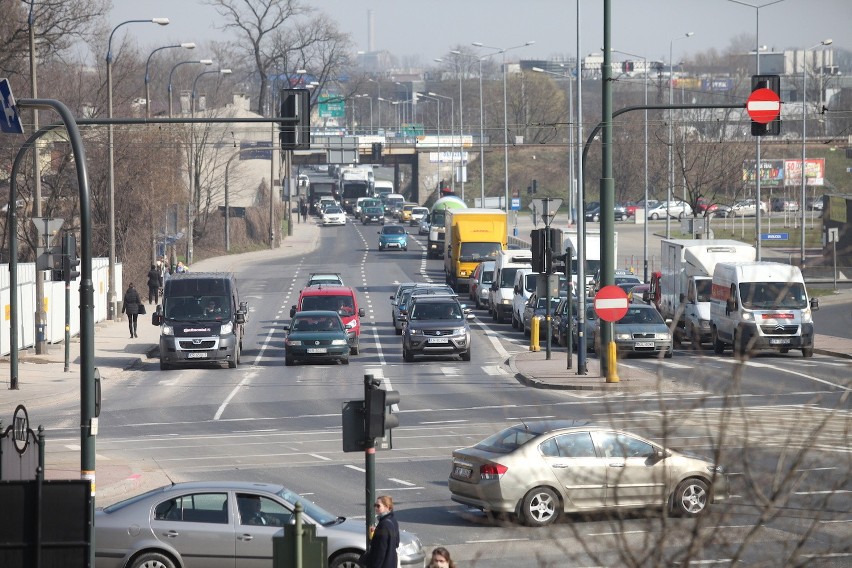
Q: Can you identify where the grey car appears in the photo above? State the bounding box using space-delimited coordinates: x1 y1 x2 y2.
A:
449 420 729 527
94 481 425 568
594 303 673 358
402 296 473 362
393 284 456 334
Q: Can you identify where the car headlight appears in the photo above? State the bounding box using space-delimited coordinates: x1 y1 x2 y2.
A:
656 332 671 340
408 328 422 335
706 465 725 474
220 322 233 335
801 308 812 324
501 299 512 305
616 333 631 340
331 339 348 345
453 327 467 336
460 270 468 277
345 320 356 329
161 324 174 336
286 340 302 346
742 312 753 321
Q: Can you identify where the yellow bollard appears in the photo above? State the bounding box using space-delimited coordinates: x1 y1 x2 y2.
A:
606 341 620 383
530 316 541 351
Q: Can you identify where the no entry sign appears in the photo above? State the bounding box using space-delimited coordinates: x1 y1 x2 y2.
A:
594 285 629 322
746 88 781 124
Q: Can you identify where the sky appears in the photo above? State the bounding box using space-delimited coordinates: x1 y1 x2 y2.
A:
110 0 849 65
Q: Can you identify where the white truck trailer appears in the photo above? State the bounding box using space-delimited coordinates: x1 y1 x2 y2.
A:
561 229 615 294
650 239 756 345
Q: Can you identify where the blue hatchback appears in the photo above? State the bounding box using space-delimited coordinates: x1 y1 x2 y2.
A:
378 225 408 251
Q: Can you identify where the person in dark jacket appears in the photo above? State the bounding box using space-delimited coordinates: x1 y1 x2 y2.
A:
146 264 162 305
362 495 400 568
122 283 142 338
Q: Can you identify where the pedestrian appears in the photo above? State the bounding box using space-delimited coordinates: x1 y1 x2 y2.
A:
426 547 456 568
176 261 188 273
146 264 161 305
122 283 143 338
300 199 308 222
361 495 400 568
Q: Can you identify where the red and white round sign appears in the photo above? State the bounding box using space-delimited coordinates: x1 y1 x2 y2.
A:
746 88 781 124
594 285 629 323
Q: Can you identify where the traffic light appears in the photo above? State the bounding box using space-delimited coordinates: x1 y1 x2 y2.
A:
341 400 367 452
62 233 80 282
750 74 781 136
279 88 311 149
371 142 383 161
531 229 546 273
51 248 64 281
365 377 400 440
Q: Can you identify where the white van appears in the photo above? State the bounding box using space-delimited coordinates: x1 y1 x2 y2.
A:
374 179 395 198
383 193 405 218
511 268 538 329
709 261 818 358
488 249 532 323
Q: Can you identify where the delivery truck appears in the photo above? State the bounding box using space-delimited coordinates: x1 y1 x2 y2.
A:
650 239 756 346
709 261 818 358
444 209 507 292
428 195 467 258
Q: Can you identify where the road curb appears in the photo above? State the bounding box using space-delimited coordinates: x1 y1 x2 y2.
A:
507 353 664 392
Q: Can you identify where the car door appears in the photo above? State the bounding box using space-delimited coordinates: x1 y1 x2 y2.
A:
594 432 667 507
150 491 234 568
234 492 293 568
539 432 606 509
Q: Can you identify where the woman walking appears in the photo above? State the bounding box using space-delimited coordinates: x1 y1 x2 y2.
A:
146 264 161 305
122 283 143 338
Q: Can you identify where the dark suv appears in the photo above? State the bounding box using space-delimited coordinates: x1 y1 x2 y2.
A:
401 296 473 362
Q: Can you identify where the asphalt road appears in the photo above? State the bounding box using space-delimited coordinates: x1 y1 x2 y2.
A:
37 215 851 567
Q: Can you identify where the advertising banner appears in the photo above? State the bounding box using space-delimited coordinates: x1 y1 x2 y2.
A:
783 158 825 186
742 159 784 187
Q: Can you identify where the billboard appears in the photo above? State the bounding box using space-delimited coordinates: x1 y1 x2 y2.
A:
318 93 345 119
783 158 825 186
742 159 784 187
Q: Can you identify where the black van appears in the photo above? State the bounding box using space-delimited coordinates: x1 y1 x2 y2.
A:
152 272 247 370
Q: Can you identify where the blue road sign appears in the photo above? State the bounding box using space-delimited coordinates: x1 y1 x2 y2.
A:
760 232 789 241
0 78 24 135
511 197 521 211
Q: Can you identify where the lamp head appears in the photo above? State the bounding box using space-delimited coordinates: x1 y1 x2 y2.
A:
296 68 307 74
152 18 169 25
200 59 213 65
472 42 484 47
822 39 833 46
220 69 232 75
685 32 694 38
525 40 535 46
450 50 461 55
181 43 196 49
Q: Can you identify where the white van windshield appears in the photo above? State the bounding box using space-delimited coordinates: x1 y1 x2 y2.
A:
739 282 807 310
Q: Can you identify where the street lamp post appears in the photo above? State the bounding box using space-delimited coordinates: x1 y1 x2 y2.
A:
473 41 535 213
145 43 195 119
356 94 373 134
801 39 832 268
167 59 213 118
107 17 169 321
419 94 441 189
188 68 232 265
611 49 649 281
727 0 787 260
429 92 455 193
666 32 694 239
450 50 465 199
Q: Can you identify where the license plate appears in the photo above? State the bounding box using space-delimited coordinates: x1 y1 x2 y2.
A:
769 338 791 345
428 338 450 344
307 348 327 354
634 341 654 348
453 466 472 479
187 352 207 359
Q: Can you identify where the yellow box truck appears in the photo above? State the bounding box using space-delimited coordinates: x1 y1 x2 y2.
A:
443 209 507 292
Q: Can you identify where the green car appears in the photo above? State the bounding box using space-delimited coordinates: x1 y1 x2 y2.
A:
284 310 350 366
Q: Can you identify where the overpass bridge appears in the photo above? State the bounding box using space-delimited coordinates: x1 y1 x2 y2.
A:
292 135 478 203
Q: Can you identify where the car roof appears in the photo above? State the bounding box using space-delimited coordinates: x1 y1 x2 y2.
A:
300 285 356 295
409 295 461 304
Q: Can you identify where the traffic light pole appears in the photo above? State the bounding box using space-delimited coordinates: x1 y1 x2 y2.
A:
364 375 377 548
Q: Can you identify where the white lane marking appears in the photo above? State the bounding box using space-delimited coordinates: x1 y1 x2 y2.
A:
794 490 852 495
716 359 851 391
388 478 416 486
309 453 331 461
472 320 510 359
345 464 365 472
587 530 648 536
465 539 529 544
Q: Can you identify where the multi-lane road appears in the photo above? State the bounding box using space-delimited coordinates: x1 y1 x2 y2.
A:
38 210 851 567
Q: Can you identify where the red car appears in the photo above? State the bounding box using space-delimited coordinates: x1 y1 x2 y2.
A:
696 198 718 214
289 285 365 354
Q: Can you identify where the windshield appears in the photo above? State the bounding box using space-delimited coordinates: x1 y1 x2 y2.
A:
164 295 231 321
411 301 463 321
695 279 713 303
459 242 501 262
482 270 494 284
300 294 355 315
739 282 808 310
276 488 337 525
291 314 343 332
619 307 665 325
500 267 520 288
382 226 405 235
523 274 536 293
535 297 562 310
431 210 446 226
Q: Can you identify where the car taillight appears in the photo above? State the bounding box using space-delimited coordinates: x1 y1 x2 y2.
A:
480 463 507 480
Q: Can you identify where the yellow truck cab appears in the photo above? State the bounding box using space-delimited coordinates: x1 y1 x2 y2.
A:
443 209 507 293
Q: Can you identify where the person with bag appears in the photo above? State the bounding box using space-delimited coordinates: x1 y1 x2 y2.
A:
122 283 143 338
361 495 400 568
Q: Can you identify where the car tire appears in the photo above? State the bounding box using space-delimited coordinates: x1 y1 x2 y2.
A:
712 328 725 355
650 212 659 220
672 478 709 517
802 347 813 358
285 355 295 366
678 212 685 220
664 349 673 359
395 326 402 336
378 244 384 251
690 325 702 349
341 357 349 365
520 487 559 527
733 330 748 360
159 360 171 371
461 349 471 362
403 246 407 251
329 551 362 568
511 313 519 329
351 343 359 356
402 345 414 363
129 552 177 568
593 214 600 222
620 214 628 221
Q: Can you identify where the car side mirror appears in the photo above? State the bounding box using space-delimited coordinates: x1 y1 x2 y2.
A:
152 313 163 326
514 285 520 294
810 297 819 311
359 308 366 317
282 323 290 331
642 291 650 303
491 282 498 291
289 306 296 318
